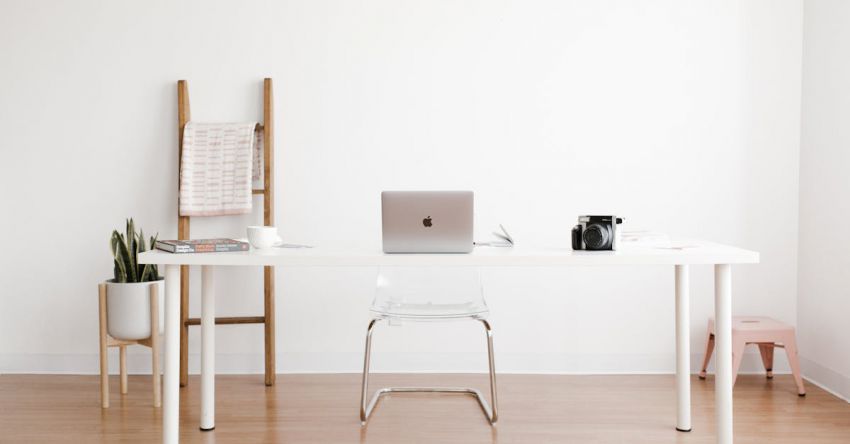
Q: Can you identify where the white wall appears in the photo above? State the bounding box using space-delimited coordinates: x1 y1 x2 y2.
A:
0 0 803 375
798 0 850 401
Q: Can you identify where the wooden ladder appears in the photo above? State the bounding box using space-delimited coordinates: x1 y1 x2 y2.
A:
176 78 276 387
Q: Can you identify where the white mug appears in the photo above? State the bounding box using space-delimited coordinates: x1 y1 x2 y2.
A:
247 226 282 249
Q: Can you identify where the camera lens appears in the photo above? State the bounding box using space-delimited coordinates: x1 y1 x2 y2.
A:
583 223 611 250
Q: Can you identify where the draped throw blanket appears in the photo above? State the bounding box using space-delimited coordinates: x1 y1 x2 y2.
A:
179 122 260 216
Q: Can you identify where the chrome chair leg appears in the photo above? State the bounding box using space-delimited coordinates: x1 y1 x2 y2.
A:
359 317 499 426
482 319 499 424
360 318 379 424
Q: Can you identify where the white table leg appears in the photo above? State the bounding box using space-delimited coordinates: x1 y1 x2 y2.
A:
715 264 733 444
201 265 215 431
163 265 180 444
675 265 691 432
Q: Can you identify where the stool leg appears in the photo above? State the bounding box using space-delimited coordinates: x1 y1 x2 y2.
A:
699 333 715 379
783 335 806 396
120 345 128 395
731 338 747 387
98 284 109 408
758 344 774 379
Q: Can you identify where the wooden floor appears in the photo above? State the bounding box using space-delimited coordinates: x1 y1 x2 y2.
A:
1 374 848 443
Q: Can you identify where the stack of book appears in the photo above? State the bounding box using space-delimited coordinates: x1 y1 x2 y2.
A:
154 238 249 254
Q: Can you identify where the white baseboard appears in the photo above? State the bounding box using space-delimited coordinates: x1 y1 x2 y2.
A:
6 353 846 404
801 357 850 403
1 351 791 376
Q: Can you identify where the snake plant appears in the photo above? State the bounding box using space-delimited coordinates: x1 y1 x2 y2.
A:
110 218 159 283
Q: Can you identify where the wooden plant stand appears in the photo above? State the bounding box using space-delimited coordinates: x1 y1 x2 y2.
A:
98 283 161 408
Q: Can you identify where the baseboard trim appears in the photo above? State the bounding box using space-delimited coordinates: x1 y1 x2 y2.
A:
801 357 850 403
1 351 793 376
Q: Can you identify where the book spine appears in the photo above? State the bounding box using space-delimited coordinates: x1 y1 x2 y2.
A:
155 242 193 253
213 243 249 252
154 241 176 253
154 241 248 254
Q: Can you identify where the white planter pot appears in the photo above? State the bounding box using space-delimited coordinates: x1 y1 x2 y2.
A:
106 279 165 341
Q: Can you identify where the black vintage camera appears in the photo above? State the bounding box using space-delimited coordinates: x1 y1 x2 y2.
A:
571 215 624 251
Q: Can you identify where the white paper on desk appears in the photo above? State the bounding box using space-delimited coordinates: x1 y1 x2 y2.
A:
475 224 515 247
620 230 672 248
474 241 513 247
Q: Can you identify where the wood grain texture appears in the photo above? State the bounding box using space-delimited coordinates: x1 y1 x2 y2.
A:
97 284 162 409
1 374 847 443
119 346 127 395
173 78 277 388
184 316 265 326
177 79 191 388
263 77 276 387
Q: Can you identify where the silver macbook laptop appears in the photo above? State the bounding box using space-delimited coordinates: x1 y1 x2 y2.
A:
381 191 474 253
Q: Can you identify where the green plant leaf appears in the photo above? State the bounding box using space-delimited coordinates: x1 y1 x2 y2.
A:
140 264 152 282
138 232 161 282
113 261 126 283
137 228 147 280
139 228 146 252
111 230 126 282
111 221 158 283
117 232 137 282
126 219 137 280
110 230 120 257
150 234 159 280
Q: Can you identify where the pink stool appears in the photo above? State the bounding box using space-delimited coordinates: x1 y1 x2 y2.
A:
698 316 805 396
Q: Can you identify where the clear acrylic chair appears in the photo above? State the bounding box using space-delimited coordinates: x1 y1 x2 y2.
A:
359 267 498 425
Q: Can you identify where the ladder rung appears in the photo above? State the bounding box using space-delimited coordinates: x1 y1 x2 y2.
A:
252 189 265 195
185 316 265 326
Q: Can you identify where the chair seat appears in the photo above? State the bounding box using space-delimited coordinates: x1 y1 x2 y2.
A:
371 300 489 320
371 267 489 320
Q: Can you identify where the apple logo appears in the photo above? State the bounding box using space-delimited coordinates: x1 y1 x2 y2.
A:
423 216 432 227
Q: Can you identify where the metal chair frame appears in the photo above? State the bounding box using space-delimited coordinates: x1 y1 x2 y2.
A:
359 317 499 426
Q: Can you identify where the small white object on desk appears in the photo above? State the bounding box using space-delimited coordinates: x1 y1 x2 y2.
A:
247 227 313 249
475 224 514 247
247 226 282 249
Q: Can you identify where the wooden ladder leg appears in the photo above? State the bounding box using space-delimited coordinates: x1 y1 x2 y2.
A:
177 79 191 388
179 265 189 387
99 284 109 408
264 266 275 386
151 284 162 408
262 78 276 387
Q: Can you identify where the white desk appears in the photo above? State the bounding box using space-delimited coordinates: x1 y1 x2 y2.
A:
139 240 759 444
